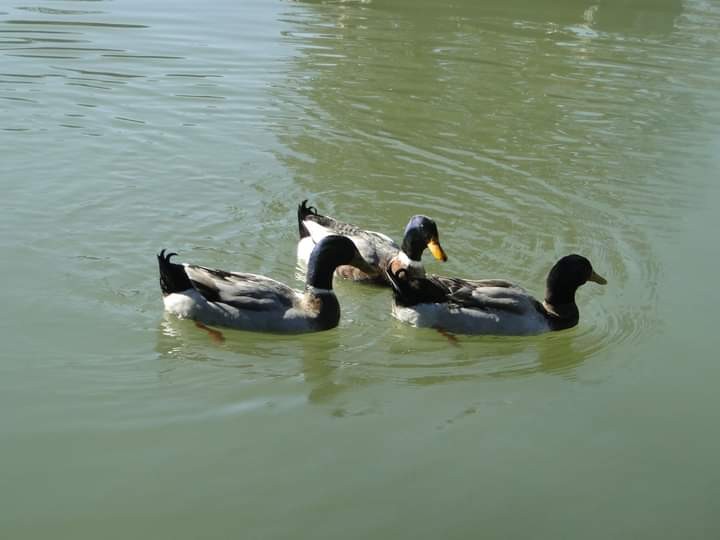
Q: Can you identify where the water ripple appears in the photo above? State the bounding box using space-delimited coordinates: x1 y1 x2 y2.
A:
4 0 720 436
3 19 148 28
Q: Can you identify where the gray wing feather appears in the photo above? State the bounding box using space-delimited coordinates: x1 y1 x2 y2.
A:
305 214 364 236
303 214 399 271
185 265 296 311
430 275 533 315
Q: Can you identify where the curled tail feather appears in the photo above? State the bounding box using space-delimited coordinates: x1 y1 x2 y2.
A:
297 199 319 239
385 265 448 307
157 249 193 296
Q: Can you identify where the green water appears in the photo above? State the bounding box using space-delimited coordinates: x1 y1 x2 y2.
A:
2 0 720 537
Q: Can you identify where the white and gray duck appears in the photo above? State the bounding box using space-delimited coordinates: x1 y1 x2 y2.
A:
296 199 447 285
157 235 375 334
386 254 607 335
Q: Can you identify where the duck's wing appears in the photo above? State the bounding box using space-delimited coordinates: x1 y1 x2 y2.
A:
428 275 534 315
431 276 516 291
185 265 296 311
347 230 398 268
297 201 398 266
298 200 364 239
365 229 397 246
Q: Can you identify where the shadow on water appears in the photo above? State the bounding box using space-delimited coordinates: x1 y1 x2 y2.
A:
155 315 356 402
382 322 606 383
154 311 597 413
584 0 682 35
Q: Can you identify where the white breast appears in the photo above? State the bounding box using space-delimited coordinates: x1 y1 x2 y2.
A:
163 289 204 319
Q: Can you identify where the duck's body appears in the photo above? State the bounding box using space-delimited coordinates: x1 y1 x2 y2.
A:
158 236 373 333
161 268 336 333
391 279 551 335
387 255 606 336
296 200 447 285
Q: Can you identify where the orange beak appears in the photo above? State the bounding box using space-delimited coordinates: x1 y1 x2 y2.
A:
427 239 448 262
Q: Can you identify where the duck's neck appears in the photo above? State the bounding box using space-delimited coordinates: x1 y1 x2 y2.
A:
400 236 425 261
306 248 337 291
394 251 426 276
543 288 580 331
304 249 341 329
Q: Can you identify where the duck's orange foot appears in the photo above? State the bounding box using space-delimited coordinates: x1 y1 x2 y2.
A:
195 321 225 343
435 327 460 346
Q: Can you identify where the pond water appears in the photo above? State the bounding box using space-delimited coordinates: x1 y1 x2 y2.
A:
2 0 720 538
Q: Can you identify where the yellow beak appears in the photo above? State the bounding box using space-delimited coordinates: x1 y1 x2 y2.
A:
427 239 448 262
589 270 607 285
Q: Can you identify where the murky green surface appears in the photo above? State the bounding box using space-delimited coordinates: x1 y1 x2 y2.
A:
2 0 720 537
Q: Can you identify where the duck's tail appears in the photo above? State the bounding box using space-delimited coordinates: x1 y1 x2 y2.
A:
157 249 193 296
385 265 448 307
297 199 319 239
384 265 411 298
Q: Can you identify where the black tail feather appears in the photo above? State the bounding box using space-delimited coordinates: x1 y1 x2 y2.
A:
384 265 407 296
385 265 448 307
297 199 319 239
157 249 193 296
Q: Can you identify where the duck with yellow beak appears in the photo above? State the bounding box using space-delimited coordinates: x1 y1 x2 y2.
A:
297 200 447 286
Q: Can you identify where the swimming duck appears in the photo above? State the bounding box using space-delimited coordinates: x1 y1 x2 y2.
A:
296 200 447 285
386 254 607 335
157 235 375 333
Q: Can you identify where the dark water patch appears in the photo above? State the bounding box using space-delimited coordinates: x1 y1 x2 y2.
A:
0 72 60 78
0 94 36 102
174 94 226 100
8 46 124 52
165 73 223 78
66 81 110 90
15 7 104 15
7 53 77 58
67 75 126 85
114 116 145 125
73 255 110 261
3 19 148 29
60 67 143 78
102 53 183 59
0 29 79 34
23 37 90 43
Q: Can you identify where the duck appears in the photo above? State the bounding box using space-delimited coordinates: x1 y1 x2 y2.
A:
385 254 607 335
157 235 375 334
296 199 447 285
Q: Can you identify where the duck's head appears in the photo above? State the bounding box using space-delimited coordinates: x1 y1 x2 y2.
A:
400 215 448 262
306 235 375 290
545 254 606 306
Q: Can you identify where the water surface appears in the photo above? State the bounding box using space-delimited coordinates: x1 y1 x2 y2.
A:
2 0 720 538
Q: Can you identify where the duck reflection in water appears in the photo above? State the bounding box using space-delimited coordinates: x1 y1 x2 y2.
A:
156 317 363 412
